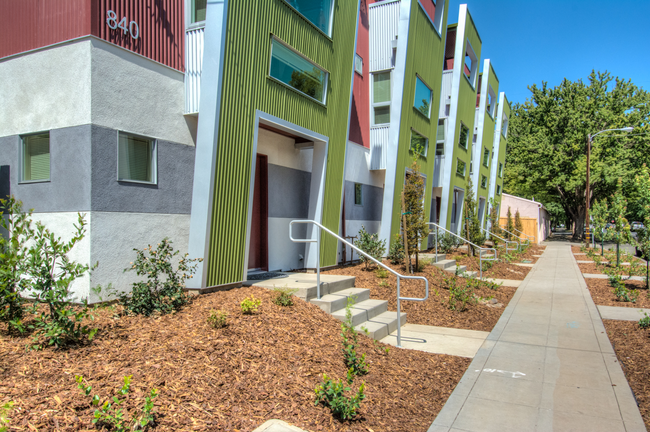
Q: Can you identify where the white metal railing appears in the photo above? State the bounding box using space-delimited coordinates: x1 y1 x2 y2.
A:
498 226 523 251
480 227 518 254
185 26 205 114
509 227 534 244
428 222 497 279
290 220 428 347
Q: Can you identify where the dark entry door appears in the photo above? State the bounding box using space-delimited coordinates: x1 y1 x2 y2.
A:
248 154 268 270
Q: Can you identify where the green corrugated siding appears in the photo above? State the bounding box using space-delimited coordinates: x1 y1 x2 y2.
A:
445 9 482 227
206 0 358 286
388 0 448 243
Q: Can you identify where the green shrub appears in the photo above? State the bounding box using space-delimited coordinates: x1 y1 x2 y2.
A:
314 370 365 420
387 234 405 265
438 234 461 254
639 313 650 329
341 297 368 376
613 284 638 303
354 226 386 270
207 309 228 328
378 280 389 288
240 295 262 314
374 267 389 279
272 287 297 307
75 375 157 432
444 277 476 311
0 401 14 432
121 239 201 317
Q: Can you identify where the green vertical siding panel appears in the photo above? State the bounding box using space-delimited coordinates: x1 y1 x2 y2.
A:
389 0 449 242
206 0 358 286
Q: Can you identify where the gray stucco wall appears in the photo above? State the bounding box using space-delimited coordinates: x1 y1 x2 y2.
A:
91 125 194 214
345 181 383 221
0 125 92 212
268 164 311 219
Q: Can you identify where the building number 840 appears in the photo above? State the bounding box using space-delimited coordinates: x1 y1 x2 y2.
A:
106 10 139 40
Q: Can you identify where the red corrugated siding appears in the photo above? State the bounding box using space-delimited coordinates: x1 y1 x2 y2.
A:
94 0 184 71
349 0 370 148
420 0 436 23
0 0 92 58
0 0 184 71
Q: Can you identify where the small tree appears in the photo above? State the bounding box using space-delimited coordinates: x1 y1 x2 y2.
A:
402 160 428 273
591 198 610 256
634 165 650 288
514 209 523 238
487 198 501 247
461 178 485 256
505 207 515 240
605 179 633 267
354 226 386 270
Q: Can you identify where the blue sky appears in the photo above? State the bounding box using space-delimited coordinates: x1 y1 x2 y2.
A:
446 0 650 106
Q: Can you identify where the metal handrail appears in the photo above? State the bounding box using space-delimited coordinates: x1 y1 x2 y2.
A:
509 227 534 244
498 226 522 250
428 222 497 279
480 227 518 254
289 220 429 348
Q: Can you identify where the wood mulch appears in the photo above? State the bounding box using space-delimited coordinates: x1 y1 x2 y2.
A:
448 245 546 281
0 287 471 432
603 320 650 430
323 261 517 332
584 278 650 308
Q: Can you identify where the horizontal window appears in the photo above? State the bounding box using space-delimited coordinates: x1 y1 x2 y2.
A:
458 123 469 150
285 0 334 36
414 76 432 118
118 132 157 184
483 148 490 167
456 159 466 177
21 132 50 182
270 39 328 104
410 130 428 156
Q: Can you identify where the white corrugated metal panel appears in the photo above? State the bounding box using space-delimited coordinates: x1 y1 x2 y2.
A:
370 125 389 170
369 0 400 72
438 70 453 117
185 26 205 114
474 107 480 127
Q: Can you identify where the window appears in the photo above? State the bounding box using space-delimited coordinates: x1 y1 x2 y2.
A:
481 175 488 188
118 132 157 184
191 0 206 23
458 123 469 150
483 148 490 167
270 38 328 104
285 0 334 35
436 119 445 156
354 54 363 75
414 76 432 118
456 159 466 177
472 133 477 144
498 162 504 178
463 40 478 88
502 115 509 138
487 85 496 117
21 132 50 182
496 184 502 195
372 72 391 125
430 0 445 34
410 130 428 156
354 183 362 205
436 143 444 156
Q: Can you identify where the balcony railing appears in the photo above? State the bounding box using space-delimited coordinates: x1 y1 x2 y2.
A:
185 26 205 114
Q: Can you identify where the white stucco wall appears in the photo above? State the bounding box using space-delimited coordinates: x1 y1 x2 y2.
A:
90 39 194 146
499 193 541 219
0 41 92 136
344 142 385 188
256 128 312 171
89 211 190 302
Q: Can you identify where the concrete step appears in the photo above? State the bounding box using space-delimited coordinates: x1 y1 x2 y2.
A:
309 288 370 314
461 270 478 278
420 253 447 261
354 311 407 340
433 259 457 270
332 299 389 327
247 273 357 301
443 265 467 274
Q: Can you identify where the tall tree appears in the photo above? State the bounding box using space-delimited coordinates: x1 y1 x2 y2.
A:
505 71 650 240
402 160 428 273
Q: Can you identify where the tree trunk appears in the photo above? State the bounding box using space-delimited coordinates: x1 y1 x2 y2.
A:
572 211 586 242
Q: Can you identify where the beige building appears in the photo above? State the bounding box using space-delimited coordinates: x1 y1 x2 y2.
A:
499 193 550 244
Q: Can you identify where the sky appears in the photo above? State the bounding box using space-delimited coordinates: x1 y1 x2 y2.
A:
446 0 650 106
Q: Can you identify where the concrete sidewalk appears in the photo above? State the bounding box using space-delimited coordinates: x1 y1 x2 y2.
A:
429 243 645 432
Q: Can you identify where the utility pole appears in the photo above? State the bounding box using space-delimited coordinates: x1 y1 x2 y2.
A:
585 134 591 247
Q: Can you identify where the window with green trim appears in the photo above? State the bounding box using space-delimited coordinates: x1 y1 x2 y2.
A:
456 159 466 177
118 132 157 184
481 175 488 188
21 132 50 182
270 38 328 104
458 123 469 150
191 0 206 23
483 148 490 167
414 76 432 118
410 130 428 156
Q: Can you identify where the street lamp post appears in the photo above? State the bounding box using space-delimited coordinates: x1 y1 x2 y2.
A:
585 127 634 247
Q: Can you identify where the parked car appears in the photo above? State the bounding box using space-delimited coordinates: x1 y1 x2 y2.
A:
631 221 645 231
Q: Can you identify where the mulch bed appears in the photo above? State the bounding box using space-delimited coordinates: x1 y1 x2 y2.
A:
603 320 650 430
448 245 546 281
323 261 517 332
585 278 650 308
0 287 471 432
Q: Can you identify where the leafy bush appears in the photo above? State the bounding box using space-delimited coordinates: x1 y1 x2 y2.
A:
378 280 389 288
272 287 297 307
0 197 30 333
121 239 201 316
75 375 157 431
314 370 365 420
374 267 389 279
438 233 461 254
0 401 14 432
639 313 650 329
613 284 638 303
354 226 386 270
387 234 405 265
240 295 261 314
341 297 368 376
444 277 476 311
207 309 228 329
